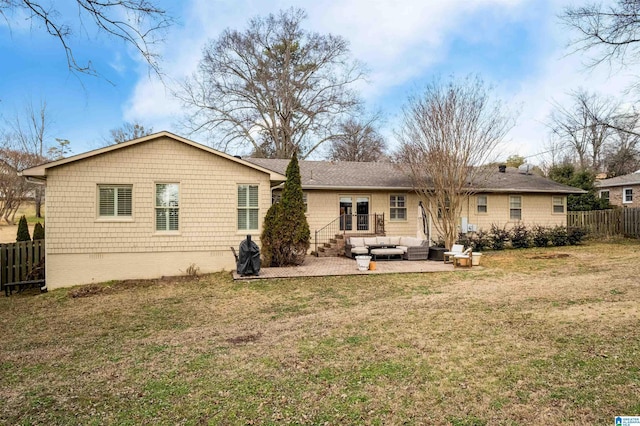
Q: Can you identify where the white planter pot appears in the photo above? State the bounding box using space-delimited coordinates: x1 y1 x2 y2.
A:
355 255 372 271
472 252 482 266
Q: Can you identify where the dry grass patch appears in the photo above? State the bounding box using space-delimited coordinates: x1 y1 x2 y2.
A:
1 241 640 425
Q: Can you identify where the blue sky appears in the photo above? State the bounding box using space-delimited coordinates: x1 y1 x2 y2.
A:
0 0 631 164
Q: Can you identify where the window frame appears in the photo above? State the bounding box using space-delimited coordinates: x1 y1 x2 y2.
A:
477 194 488 214
552 196 565 214
155 183 180 233
623 187 633 204
97 184 133 220
238 184 259 231
599 190 610 201
389 194 407 222
509 195 522 221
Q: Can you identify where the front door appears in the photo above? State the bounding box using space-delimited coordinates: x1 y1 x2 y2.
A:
340 196 369 231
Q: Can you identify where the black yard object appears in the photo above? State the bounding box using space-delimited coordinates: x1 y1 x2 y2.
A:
236 235 261 276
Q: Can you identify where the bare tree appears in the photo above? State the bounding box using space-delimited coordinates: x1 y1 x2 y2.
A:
562 1 640 71
396 75 513 249
547 89 618 171
328 116 387 162
7 100 51 217
603 112 640 176
0 140 41 225
0 0 172 77
178 8 365 159
106 121 153 145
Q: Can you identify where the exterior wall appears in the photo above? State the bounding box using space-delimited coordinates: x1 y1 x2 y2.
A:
599 185 640 208
463 193 567 231
306 190 569 244
305 190 422 239
45 136 272 289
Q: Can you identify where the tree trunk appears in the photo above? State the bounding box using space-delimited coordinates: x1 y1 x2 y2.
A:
35 187 43 218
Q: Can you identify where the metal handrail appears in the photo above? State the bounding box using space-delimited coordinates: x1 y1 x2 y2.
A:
314 213 385 256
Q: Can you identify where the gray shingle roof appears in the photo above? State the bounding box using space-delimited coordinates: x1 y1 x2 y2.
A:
595 171 640 188
246 158 585 194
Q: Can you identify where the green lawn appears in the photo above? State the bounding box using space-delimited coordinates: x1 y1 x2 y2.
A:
1 241 639 425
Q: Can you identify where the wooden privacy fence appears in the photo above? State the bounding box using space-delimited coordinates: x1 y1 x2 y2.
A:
567 208 640 238
0 240 45 294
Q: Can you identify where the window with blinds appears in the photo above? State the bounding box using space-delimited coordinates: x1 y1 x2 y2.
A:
238 185 259 230
156 183 179 231
552 196 564 213
477 194 488 214
509 195 522 220
98 185 132 217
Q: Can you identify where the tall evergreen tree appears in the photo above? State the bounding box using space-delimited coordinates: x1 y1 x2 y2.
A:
16 215 31 242
33 222 45 240
260 151 310 266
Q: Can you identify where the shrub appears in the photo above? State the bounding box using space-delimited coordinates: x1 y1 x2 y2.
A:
456 232 472 249
532 225 550 248
458 231 490 251
260 202 280 266
16 215 31 242
33 222 45 240
489 224 510 250
510 224 531 249
550 226 569 246
472 230 491 252
568 227 587 245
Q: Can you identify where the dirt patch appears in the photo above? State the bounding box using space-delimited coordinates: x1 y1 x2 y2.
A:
529 253 570 259
226 332 263 344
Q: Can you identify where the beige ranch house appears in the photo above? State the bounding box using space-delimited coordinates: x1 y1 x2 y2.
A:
22 132 583 289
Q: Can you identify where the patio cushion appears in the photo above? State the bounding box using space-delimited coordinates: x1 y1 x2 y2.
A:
400 237 423 247
396 245 408 253
388 236 401 245
377 236 390 245
370 248 404 256
350 246 369 255
350 237 365 247
363 237 378 246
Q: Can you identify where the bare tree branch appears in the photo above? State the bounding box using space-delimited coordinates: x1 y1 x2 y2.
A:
0 0 172 78
176 7 365 159
396 75 514 249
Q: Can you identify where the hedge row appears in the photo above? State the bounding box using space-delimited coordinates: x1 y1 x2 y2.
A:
456 224 587 251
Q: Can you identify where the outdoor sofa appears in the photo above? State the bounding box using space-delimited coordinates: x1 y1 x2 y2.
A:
345 236 429 260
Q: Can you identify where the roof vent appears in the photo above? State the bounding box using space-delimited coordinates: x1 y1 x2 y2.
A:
498 164 507 173
234 155 242 159
518 164 532 175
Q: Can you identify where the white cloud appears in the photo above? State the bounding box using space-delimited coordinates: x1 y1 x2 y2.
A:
123 0 639 162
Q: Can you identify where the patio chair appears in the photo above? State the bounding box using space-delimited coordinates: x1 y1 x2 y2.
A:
443 244 464 263
453 248 473 268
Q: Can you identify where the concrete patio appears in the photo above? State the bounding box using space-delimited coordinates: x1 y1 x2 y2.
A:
232 256 458 280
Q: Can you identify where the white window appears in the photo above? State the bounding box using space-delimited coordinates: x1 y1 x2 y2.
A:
238 185 259 230
155 183 179 231
509 195 522 220
390 195 407 221
552 196 564 214
599 190 610 201
624 188 633 204
477 194 487 214
98 185 132 217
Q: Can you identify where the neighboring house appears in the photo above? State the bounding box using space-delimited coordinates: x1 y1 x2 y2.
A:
247 159 585 245
22 132 584 289
21 132 285 290
595 170 640 208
